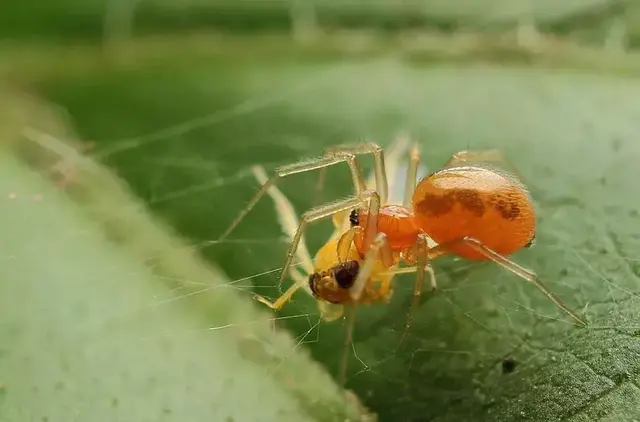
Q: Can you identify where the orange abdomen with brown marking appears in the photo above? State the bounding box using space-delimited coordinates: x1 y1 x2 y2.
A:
354 205 420 254
412 166 535 260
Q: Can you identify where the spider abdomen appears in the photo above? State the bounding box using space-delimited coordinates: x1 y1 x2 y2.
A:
412 166 535 260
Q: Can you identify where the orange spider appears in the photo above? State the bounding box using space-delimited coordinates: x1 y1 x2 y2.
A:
220 141 586 383
221 143 585 326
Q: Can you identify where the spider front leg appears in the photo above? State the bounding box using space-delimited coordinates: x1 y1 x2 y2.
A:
325 142 389 204
278 190 381 294
319 137 413 230
403 143 421 208
410 233 437 311
219 151 367 242
393 233 437 350
251 165 314 276
428 237 587 327
312 141 391 210
339 231 393 386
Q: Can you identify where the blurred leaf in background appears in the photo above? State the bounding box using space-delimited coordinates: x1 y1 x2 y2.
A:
1 1 640 422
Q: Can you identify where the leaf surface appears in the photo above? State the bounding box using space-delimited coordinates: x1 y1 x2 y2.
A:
26 51 640 421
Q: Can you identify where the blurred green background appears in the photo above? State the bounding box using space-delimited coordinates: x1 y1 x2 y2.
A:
2 1 640 421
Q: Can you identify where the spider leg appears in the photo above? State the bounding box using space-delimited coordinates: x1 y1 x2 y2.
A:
330 136 412 233
251 165 314 275
311 165 329 208
367 134 411 191
347 190 391 302
339 231 394 386
411 233 438 308
253 164 348 320
350 232 393 301
428 237 587 327
325 142 389 204
404 143 421 208
339 304 358 387
278 190 381 293
316 137 409 208
220 151 367 241
303 140 392 227
395 233 437 351
250 165 312 309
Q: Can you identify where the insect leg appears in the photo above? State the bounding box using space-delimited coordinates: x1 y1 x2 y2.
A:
428 237 587 327
253 269 309 310
336 227 360 263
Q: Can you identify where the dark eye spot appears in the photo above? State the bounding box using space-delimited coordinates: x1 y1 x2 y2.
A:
349 209 359 226
333 260 360 289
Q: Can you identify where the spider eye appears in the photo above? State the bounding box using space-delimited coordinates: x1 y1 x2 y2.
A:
349 209 359 226
333 260 359 289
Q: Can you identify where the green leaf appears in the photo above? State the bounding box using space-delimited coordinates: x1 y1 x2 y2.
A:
21 46 640 421
0 94 364 421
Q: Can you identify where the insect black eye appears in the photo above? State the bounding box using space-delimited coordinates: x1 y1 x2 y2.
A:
349 209 359 227
333 260 359 289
